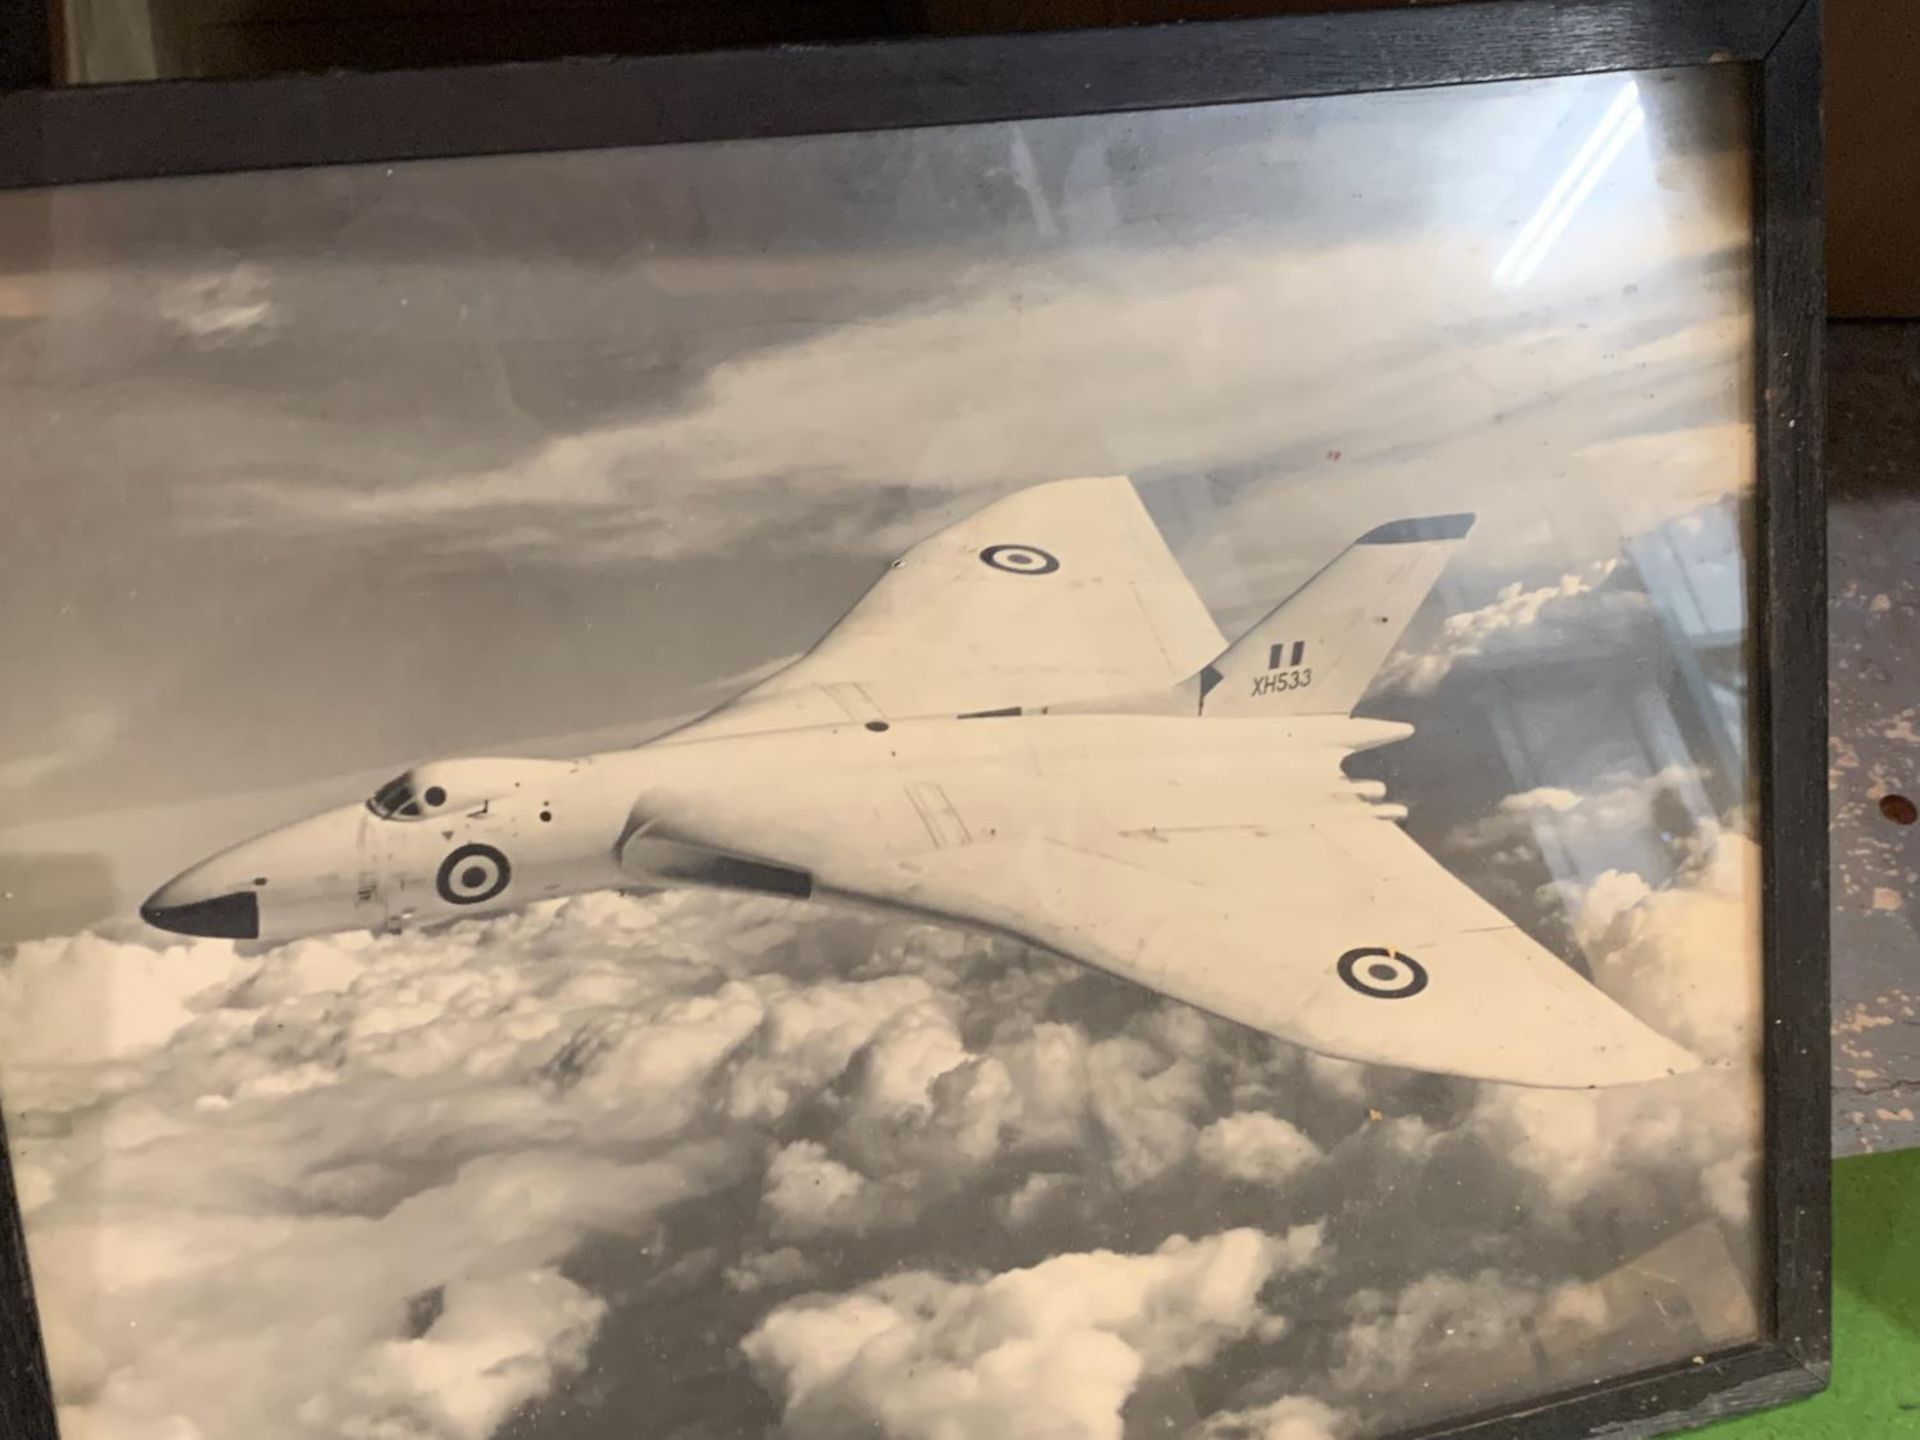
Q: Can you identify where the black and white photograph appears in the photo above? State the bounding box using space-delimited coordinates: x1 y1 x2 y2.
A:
0 57 1770 1440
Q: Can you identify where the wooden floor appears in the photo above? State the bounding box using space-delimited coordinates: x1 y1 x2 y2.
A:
1828 320 1920 1157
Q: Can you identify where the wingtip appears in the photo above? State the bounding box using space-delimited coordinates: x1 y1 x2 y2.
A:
1566 1033 1706 1090
1356 513 1476 546
1470 1015 1706 1090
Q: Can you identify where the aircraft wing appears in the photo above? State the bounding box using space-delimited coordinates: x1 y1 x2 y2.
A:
882 807 1701 1089
681 476 1225 736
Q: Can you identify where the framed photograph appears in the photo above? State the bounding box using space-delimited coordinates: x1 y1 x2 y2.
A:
0 2 1826 1438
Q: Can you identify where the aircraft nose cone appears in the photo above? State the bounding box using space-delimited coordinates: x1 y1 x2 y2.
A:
140 888 260 939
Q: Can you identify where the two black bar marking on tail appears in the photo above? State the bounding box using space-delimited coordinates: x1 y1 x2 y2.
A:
1267 641 1307 671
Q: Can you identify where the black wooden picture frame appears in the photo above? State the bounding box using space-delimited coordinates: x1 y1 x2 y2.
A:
0 2 1828 1438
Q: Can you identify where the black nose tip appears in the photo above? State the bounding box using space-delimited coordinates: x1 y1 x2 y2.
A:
140 890 260 939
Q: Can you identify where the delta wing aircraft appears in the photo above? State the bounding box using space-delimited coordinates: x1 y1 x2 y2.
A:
142 476 1699 1088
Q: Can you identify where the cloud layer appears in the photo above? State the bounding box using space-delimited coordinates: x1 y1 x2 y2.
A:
149 73 1752 582
0 800 1762 1440
745 1226 1321 1440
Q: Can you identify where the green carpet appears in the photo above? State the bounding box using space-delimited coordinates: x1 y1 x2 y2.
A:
1695 1148 1920 1436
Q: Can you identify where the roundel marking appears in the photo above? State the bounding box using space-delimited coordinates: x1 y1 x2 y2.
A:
1337 946 1428 1000
437 843 512 906
980 544 1060 576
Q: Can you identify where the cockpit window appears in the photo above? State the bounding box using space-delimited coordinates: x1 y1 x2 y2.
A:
368 775 416 820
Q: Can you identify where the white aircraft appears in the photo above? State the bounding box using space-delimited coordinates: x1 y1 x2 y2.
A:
142 476 1698 1089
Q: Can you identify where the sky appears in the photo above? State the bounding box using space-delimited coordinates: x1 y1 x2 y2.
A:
0 61 1752 921
0 59 1764 1440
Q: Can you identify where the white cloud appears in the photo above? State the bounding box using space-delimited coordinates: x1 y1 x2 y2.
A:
1469 1067 1755 1226
761 1140 887 1240
1576 830 1760 1066
1333 1270 1542 1397
1195 1112 1322 1187
724 975 940 1123
743 1226 1323 1440
1503 786 1582 814
1200 1395 1347 1440
988 1022 1096 1151
1469 830 1762 1226
1081 1032 1210 1189
339 1268 605 1440
1375 560 1643 696
993 1172 1081 1231
1303 1055 1370 1104
848 999 974 1116
32 1144 733 1440
1443 764 1709 858
1325 1215 1758 1427
725 1246 820 1295
0 931 245 1073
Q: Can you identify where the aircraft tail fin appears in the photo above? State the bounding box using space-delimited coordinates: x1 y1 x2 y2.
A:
1192 514 1474 718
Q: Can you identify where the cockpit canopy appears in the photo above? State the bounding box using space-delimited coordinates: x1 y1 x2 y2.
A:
365 757 578 821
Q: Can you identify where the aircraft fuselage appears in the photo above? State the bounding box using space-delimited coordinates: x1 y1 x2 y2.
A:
140 712 1412 945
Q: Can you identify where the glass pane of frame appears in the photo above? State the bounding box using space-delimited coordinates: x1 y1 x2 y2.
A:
0 59 1765 1440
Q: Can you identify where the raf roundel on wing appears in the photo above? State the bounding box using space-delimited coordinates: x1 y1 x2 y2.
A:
979 543 1061 575
1337 946 1430 1000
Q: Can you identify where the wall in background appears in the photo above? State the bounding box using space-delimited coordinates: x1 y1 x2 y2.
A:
1826 0 1920 318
